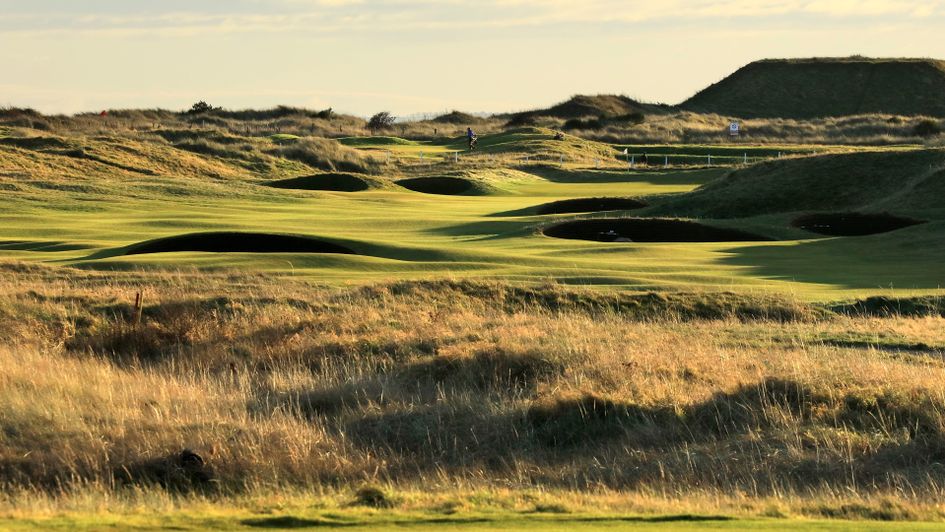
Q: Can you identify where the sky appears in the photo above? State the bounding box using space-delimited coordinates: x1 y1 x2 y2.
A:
1 0 945 117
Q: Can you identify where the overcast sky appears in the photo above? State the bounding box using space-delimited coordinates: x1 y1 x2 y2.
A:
2 0 944 117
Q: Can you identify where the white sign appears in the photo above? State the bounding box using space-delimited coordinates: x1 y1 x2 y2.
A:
729 122 740 136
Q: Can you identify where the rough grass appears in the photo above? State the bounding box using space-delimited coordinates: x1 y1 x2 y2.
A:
3 264 945 520
271 136 381 174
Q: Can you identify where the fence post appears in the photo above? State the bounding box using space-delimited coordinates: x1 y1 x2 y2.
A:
664 155 668 167
707 154 712 165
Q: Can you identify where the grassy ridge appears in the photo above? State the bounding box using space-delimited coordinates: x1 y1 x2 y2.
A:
682 57 945 118
647 149 945 218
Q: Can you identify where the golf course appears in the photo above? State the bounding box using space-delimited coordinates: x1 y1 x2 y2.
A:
3 54 945 531
1 125 941 300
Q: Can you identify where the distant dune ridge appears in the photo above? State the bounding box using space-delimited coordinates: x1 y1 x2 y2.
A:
681 57 945 119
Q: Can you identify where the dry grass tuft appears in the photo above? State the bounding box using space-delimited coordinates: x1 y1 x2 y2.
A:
2 262 945 518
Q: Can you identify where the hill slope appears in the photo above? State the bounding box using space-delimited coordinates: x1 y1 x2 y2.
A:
681 57 945 118
507 94 666 121
646 149 945 218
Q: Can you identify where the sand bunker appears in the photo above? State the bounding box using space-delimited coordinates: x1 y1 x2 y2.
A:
125 232 356 255
266 173 370 192
396 176 478 195
792 212 925 236
543 218 771 243
536 197 647 215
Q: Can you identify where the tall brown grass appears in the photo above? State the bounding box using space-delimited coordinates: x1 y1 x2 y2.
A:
4 105 942 146
2 262 945 518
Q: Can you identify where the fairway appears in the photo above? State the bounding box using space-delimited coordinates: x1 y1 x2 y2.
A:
1 128 941 301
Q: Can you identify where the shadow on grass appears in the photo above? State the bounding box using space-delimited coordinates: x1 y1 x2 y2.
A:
0 240 92 252
241 514 732 529
721 223 945 290
243 516 353 528
518 165 725 185
491 197 647 218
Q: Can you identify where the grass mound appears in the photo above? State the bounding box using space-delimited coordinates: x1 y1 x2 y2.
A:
272 137 380 174
471 127 619 161
338 136 417 147
370 280 821 321
508 94 662 121
352 485 396 508
682 57 945 118
647 149 945 218
831 295 945 317
535 197 647 215
430 110 486 124
792 212 925 236
527 394 663 447
124 232 356 255
396 176 482 195
115 449 216 493
542 218 771 243
266 173 372 192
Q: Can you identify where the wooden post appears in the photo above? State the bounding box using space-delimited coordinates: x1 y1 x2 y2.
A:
133 291 143 327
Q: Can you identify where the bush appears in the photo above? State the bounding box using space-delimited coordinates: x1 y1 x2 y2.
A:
618 111 646 125
367 112 396 132
187 101 218 115
563 118 602 130
913 119 942 137
353 484 395 508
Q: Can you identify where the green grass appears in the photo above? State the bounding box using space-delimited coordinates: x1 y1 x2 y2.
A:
0 128 942 301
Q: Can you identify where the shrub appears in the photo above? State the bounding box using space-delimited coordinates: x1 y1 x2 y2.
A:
563 118 602 130
367 111 396 133
187 101 218 115
353 484 395 508
505 113 538 128
618 111 646 125
913 119 942 137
